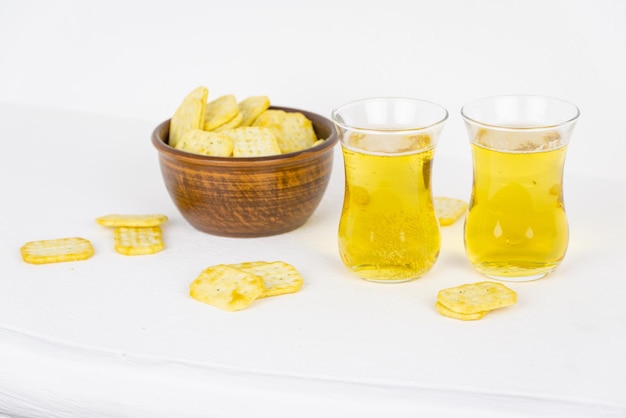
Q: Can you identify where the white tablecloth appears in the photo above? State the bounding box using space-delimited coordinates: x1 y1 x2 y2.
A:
0 104 624 417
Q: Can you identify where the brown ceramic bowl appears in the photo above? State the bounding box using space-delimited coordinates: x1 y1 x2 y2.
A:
151 106 338 237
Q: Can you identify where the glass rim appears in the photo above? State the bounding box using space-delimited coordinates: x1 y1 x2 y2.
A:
460 94 580 131
331 96 449 134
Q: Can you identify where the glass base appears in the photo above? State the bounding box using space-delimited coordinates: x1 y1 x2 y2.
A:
348 264 432 283
480 271 550 282
361 277 419 284
472 262 559 282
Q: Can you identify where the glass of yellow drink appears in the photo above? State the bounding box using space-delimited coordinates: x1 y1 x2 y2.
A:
331 98 448 282
461 95 580 281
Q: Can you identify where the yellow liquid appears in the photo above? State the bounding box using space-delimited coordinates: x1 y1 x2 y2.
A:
339 146 440 282
464 143 569 280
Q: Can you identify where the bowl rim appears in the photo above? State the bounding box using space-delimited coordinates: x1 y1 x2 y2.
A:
151 106 338 165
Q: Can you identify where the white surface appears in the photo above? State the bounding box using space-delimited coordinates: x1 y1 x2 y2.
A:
1 1 626 417
1 105 625 417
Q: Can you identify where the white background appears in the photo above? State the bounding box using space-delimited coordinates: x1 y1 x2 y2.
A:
1 0 625 181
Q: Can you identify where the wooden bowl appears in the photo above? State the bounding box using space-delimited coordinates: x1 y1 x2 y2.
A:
151 107 338 237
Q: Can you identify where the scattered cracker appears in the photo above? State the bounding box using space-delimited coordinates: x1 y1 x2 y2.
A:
189 264 265 311
96 214 169 228
435 301 487 321
20 237 94 264
437 281 517 315
229 261 304 298
113 226 164 255
434 197 468 226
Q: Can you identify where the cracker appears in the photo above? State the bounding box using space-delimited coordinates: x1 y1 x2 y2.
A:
229 261 304 298
213 112 243 132
437 281 517 315
203 94 240 131
252 109 317 154
20 237 94 264
221 126 281 157
96 214 169 228
434 197 468 226
238 96 270 126
113 226 164 255
435 301 487 321
311 138 326 148
175 129 234 157
189 264 264 311
169 86 208 148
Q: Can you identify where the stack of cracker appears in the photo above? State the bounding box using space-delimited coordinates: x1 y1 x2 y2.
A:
189 261 304 312
436 281 517 321
96 214 168 255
